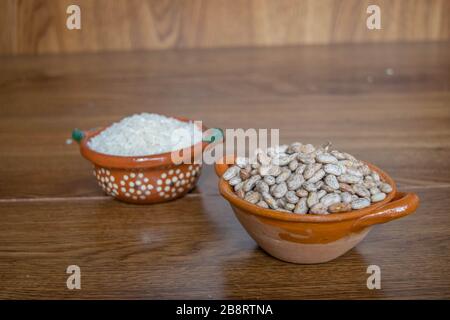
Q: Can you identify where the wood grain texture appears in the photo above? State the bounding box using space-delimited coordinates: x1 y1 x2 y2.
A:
0 0 17 54
0 188 449 299
0 42 449 298
0 0 449 55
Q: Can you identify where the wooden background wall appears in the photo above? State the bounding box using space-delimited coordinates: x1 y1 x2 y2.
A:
0 0 448 55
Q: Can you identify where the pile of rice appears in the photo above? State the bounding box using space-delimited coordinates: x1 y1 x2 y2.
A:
88 113 202 156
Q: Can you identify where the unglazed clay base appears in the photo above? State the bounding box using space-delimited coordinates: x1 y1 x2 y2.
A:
235 208 371 263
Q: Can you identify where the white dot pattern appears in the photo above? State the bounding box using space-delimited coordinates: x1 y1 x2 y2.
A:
93 165 201 201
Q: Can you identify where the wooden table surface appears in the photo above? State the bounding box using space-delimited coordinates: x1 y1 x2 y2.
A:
0 42 449 299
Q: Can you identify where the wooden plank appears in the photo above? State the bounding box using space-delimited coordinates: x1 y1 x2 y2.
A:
1 0 448 54
0 187 448 299
0 43 449 199
0 42 449 299
0 0 16 54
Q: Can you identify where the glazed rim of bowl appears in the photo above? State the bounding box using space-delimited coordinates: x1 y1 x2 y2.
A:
80 116 208 169
218 161 397 223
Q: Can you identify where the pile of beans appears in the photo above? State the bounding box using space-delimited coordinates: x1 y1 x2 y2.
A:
222 142 393 215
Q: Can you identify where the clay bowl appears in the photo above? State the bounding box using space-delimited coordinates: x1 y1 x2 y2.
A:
215 156 419 264
76 118 208 204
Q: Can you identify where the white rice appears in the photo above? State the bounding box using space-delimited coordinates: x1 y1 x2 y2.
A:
87 113 202 156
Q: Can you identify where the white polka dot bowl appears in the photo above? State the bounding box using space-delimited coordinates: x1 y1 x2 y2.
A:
74 121 209 204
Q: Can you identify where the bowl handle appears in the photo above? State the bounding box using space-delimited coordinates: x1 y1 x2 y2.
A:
72 127 101 143
203 128 224 144
72 128 85 143
351 192 419 231
214 155 236 177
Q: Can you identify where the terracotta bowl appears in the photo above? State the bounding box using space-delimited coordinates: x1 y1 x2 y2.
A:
76 118 208 204
215 156 419 264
